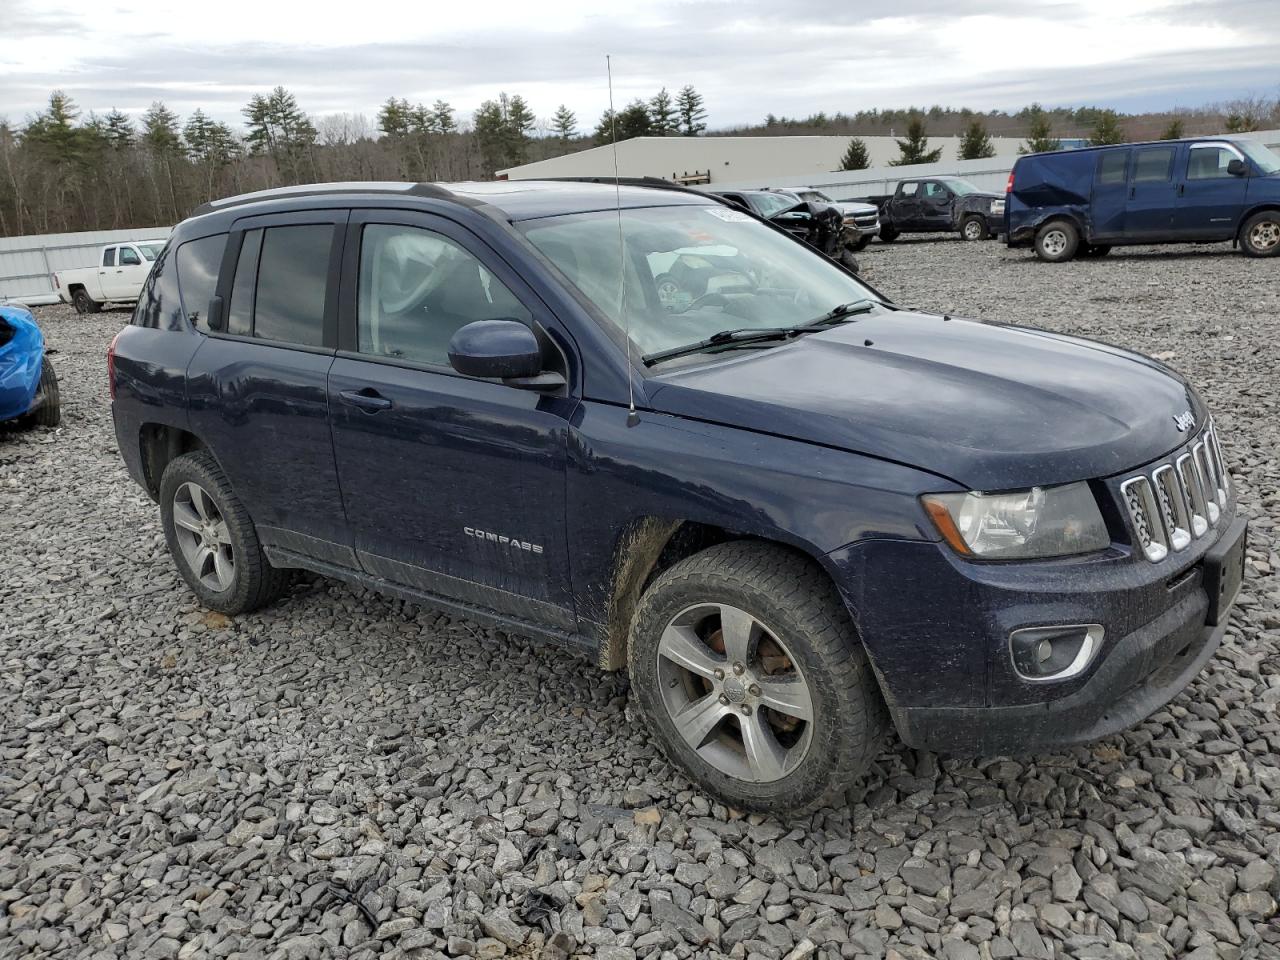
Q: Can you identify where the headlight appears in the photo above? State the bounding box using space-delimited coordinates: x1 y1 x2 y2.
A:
921 483 1109 559
991 199 1006 215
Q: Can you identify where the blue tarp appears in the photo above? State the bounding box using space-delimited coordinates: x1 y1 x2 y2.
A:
0 304 44 422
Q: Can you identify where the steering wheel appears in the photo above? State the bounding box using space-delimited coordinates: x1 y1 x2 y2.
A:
672 291 730 314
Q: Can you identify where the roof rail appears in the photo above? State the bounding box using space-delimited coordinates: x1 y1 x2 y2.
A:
535 176 733 205
190 181 457 218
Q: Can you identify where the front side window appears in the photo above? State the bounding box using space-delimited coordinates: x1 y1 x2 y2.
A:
899 182 919 196
251 224 332 347
520 203 877 362
945 180 979 196
1098 150 1128 185
1133 147 1175 183
102 247 116 267
358 224 531 366
923 182 951 198
1187 145 1241 180
119 246 142 266
175 234 227 331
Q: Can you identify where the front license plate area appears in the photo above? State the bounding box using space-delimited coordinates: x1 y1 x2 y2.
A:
1203 517 1247 626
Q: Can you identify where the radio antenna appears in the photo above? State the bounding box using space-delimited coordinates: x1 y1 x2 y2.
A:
607 54 639 427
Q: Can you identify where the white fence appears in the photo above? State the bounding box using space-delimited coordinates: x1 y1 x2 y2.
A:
0 227 174 306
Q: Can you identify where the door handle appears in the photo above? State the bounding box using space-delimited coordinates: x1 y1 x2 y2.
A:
339 388 393 412
1129 187 1136 199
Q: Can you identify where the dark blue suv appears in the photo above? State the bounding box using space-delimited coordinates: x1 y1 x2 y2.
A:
110 180 1247 813
1007 137 1280 261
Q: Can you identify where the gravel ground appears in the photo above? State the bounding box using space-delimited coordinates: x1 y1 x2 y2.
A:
3 237 1279 960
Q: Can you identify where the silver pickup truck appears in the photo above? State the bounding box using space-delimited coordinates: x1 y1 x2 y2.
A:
53 239 168 313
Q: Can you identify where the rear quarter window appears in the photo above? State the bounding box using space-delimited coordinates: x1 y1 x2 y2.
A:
1133 147 1175 183
175 234 228 332
132 245 183 330
251 225 332 347
1097 150 1128 185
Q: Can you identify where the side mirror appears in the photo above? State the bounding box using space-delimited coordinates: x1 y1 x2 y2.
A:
448 319 562 389
1227 158 1247 177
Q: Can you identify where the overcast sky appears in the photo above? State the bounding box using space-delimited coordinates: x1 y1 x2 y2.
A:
3 0 1276 132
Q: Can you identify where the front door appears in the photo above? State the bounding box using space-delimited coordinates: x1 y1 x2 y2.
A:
920 182 953 230
186 209 354 566
1176 142 1250 240
327 210 578 631
895 182 923 229
1125 145 1179 239
1090 148 1130 240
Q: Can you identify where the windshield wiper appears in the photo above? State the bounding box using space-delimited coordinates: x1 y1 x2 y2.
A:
641 299 878 367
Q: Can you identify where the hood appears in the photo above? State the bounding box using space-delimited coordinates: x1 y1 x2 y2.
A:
835 201 879 215
646 310 1202 491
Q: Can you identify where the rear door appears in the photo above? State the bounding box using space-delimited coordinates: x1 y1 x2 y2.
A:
1176 142 1249 240
326 209 578 630
1090 148 1130 240
185 209 354 567
1125 145 1179 239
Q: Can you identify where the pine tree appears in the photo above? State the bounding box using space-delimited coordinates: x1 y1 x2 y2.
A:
676 85 707 136
551 105 577 142
838 137 870 171
184 110 239 165
1225 112 1259 133
473 93 534 172
618 100 653 140
593 108 617 146
1089 110 1126 146
957 120 995 160
103 109 135 149
377 97 414 138
21 91 85 165
888 116 942 166
141 102 183 158
430 100 456 135
648 88 677 135
243 87 316 159
1160 118 1185 140
1021 110 1061 154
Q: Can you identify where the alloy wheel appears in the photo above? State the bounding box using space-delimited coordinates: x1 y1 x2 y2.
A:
1249 220 1280 251
964 220 983 240
1042 229 1068 257
656 602 814 783
171 481 236 591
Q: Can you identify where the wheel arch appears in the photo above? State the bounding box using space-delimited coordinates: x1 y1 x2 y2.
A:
138 422 209 500
1237 203 1280 240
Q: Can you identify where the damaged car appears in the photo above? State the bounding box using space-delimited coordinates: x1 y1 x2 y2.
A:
0 304 61 430
710 189 859 271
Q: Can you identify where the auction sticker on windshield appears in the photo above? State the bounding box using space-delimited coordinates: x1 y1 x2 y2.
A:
704 208 754 222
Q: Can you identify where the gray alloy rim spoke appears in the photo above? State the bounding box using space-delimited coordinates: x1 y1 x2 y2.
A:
189 484 212 521
212 547 235 590
739 711 789 781
211 521 232 546
173 481 235 592
172 501 203 534
755 674 814 723
674 694 728 751
717 604 756 664
658 624 721 680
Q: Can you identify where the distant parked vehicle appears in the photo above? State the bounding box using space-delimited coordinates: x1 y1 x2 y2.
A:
760 188 881 250
53 240 168 313
856 177 1005 242
711 189 859 270
0 304 60 430
1006 137 1280 262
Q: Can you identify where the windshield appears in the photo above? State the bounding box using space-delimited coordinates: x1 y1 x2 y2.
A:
520 204 877 362
944 180 980 196
751 193 796 217
1237 140 1280 175
136 243 164 261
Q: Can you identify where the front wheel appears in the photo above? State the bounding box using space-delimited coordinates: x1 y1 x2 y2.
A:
878 226 899 243
159 451 289 615
628 542 886 815
961 216 989 241
1240 211 1280 257
1034 220 1079 262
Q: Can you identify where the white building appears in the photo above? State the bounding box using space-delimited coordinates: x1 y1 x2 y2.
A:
497 134 1028 184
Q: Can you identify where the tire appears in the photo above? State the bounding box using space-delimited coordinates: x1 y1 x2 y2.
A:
838 249 860 274
961 216 989 241
159 450 289 615
878 226 899 243
19 356 61 429
851 236 871 252
628 541 887 815
1240 211 1280 257
72 289 101 314
1082 244 1112 258
1034 219 1079 262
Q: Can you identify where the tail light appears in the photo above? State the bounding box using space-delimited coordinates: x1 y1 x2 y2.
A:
107 330 121 400
1006 171 1015 193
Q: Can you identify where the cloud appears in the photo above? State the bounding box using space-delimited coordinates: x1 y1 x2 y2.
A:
0 0 1274 130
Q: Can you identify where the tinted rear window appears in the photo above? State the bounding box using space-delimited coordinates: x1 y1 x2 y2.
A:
252 225 332 347
175 234 227 332
1133 147 1175 183
1097 150 1128 185
132 246 183 330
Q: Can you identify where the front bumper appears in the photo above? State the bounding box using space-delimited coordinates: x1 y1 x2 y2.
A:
829 508 1244 756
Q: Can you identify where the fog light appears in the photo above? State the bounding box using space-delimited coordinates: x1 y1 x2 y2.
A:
1009 624 1103 681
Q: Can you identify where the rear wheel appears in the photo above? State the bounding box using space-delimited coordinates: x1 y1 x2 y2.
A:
19 356 61 429
159 451 289 615
628 542 886 815
1240 211 1280 257
961 216 989 241
72 289 101 314
1034 220 1079 262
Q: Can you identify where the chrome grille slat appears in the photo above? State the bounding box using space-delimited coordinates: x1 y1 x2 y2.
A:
1123 421 1228 562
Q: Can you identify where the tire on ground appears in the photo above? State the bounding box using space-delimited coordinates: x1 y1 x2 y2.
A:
1034 219 1080 262
159 450 289 615
72 289 101 314
878 226 899 242
20 356 61 429
627 541 887 815
1240 210 1280 258
961 216 989 241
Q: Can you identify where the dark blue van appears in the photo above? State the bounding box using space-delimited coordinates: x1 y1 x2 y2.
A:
1006 137 1280 261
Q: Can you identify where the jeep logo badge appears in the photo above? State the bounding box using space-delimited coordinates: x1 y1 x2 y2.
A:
1173 411 1195 433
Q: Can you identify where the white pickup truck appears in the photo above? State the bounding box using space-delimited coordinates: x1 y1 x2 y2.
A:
53 239 168 313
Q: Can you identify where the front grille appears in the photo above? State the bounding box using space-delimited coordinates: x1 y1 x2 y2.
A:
853 213 878 228
1120 422 1231 563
